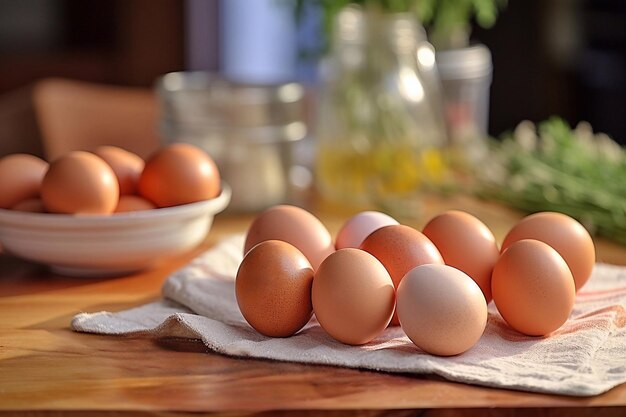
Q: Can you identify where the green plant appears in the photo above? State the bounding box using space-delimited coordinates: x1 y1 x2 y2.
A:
293 0 506 50
416 0 506 48
478 117 626 244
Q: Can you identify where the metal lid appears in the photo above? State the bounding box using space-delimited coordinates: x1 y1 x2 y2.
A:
436 44 492 80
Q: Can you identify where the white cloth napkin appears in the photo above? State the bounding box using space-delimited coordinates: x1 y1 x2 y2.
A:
72 234 626 397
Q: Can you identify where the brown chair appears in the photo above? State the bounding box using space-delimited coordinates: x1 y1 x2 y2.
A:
33 78 161 161
0 85 46 158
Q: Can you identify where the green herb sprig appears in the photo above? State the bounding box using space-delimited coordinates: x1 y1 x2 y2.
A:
478 117 626 244
293 0 506 50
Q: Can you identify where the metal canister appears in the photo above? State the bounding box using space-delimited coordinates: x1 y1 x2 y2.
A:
156 72 306 212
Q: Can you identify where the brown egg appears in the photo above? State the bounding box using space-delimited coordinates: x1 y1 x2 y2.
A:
11 198 46 213
422 210 500 302
138 143 220 207
360 224 443 325
114 195 157 213
236 240 314 337
0 153 48 209
312 249 395 345
94 146 144 195
397 264 487 356
501 212 595 291
41 151 119 214
244 205 334 270
492 239 576 336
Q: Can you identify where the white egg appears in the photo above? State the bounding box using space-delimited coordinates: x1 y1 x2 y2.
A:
335 211 399 249
397 264 487 356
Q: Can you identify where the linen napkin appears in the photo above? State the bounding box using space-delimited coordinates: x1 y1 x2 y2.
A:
72 234 626 397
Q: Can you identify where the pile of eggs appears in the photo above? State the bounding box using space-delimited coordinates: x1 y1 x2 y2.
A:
236 206 595 356
0 144 221 214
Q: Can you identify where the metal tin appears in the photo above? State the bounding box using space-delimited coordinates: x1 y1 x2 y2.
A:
156 72 306 212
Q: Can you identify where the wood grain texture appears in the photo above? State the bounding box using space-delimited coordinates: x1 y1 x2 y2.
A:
1 196 625 416
1 410 626 417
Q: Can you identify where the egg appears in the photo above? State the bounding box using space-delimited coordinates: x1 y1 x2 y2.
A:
360 224 443 325
397 264 487 356
422 210 500 302
312 249 395 345
0 154 48 209
11 198 46 213
94 146 144 195
114 195 156 213
492 239 576 336
138 143 220 207
244 205 334 270
335 211 399 250
41 151 119 214
501 212 595 291
236 240 314 337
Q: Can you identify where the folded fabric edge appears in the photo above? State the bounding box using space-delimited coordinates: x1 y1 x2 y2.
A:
71 299 190 335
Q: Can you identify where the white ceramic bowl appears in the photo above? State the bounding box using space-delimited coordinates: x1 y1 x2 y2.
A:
0 184 231 277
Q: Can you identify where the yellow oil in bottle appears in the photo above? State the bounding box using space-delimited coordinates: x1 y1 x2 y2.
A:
316 141 450 206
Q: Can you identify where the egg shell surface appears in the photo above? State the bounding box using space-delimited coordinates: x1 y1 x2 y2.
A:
501 211 595 291
236 240 314 338
94 146 145 195
360 224 443 325
244 205 334 270
138 143 220 207
492 239 576 336
41 151 119 214
335 211 399 250
114 195 157 213
312 248 395 345
11 198 46 213
0 154 48 209
422 210 500 302
397 264 488 356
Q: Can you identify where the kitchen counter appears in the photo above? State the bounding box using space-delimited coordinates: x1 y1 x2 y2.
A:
1 195 625 416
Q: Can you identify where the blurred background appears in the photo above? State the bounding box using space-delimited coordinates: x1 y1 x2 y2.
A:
1 0 626 243
0 0 626 143
0 0 624 147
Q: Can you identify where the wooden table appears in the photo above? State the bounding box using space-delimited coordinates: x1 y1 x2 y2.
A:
1 195 625 416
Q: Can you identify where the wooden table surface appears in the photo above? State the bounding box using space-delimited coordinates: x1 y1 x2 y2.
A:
1 195 625 416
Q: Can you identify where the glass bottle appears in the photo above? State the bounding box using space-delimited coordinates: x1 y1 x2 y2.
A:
315 6 449 209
